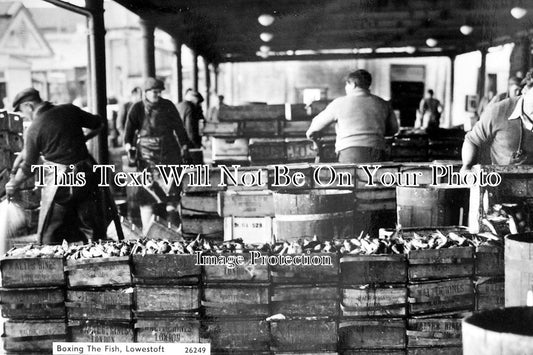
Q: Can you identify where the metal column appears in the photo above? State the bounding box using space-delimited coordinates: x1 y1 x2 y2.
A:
193 50 199 92
214 64 219 95
140 19 156 79
477 48 487 100
86 0 108 164
205 60 211 109
173 39 184 102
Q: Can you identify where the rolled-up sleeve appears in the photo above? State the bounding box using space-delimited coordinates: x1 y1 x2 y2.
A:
307 101 337 136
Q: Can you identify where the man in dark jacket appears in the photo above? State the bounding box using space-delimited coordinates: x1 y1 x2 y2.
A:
177 89 205 148
5 88 105 244
124 78 192 233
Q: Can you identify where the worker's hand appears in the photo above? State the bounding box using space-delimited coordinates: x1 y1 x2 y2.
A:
181 145 192 164
124 143 131 152
5 181 19 201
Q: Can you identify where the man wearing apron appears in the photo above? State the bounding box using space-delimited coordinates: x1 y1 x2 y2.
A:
123 78 192 233
5 88 106 244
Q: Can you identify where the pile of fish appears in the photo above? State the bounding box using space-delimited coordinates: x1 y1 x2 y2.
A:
483 203 531 236
4 229 504 259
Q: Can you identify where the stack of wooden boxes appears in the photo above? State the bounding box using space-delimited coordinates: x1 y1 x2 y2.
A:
339 254 407 354
65 256 135 343
0 256 67 353
202 253 270 354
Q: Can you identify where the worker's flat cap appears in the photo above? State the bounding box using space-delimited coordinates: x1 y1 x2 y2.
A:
143 77 165 91
12 88 41 111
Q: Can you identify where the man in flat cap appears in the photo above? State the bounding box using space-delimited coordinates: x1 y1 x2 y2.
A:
124 77 192 233
177 88 205 149
6 88 106 244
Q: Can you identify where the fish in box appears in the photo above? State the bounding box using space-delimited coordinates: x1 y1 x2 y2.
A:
135 285 200 317
408 278 474 315
135 317 200 343
0 256 65 288
203 252 269 283
270 319 337 352
339 319 406 350
66 288 133 321
202 284 269 317
271 285 338 317
0 286 65 319
132 254 200 284
203 319 270 351
271 253 338 284
341 286 407 317
3 319 67 352
68 320 134 342
340 255 407 285
65 256 132 288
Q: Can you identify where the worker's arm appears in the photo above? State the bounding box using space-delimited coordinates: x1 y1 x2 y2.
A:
306 101 337 139
461 139 479 171
385 104 399 136
170 103 192 150
461 103 495 171
123 103 142 151
6 126 39 197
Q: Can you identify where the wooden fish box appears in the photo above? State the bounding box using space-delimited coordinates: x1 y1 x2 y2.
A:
181 215 224 237
339 319 406 350
285 138 316 162
181 193 219 216
267 163 314 190
475 277 504 311
17 187 41 209
203 319 270 351
212 137 249 159
282 120 311 137
3 319 67 352
271 253 338 284
341 286 407 317
249 138 287 164
224 217 274 244
408 278 474 315
408 247 474 281
135 317 200 343
407 347 462 355
241 120 281 137
342 350 405 355
182 166 225 193
66 256 132 288
340 255 407 285
271 285 338 317
202 122 240 137
271 319 337 352
475 245 504 276
132 254 200 285
218 104 285 121
310 163 356 189
407 317 462 347
218 190 274 216
222 166 270 191
68 320 134 342
203 284 269 317
135 285 200 317
0 151 15 171
203 252 269 283
0 287 65 319
66 288 133 321
0 256 65 288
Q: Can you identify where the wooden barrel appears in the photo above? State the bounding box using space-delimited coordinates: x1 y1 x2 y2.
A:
396 186 469 227
273 189 354 241
462 307 533 354
505 232 533 306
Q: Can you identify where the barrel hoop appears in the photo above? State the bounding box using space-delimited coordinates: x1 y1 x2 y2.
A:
275 210 354 222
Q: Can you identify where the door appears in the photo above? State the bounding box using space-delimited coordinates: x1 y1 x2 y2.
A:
390 65 426 127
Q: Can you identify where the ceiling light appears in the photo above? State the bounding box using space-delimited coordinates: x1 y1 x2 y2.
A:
426 38 438 47
258 14 275 26
286 50 294 56
260 45 270 53
511 7 527 19
260 32 273 42
460 25 473 35
406 46 416 54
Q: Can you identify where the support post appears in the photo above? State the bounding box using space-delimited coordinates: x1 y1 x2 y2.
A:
214 64 219 95
173 38 183 102
192 50 199 92
477 48 487 100
140 18 156 79
86 0 108 164
205 60 211 109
